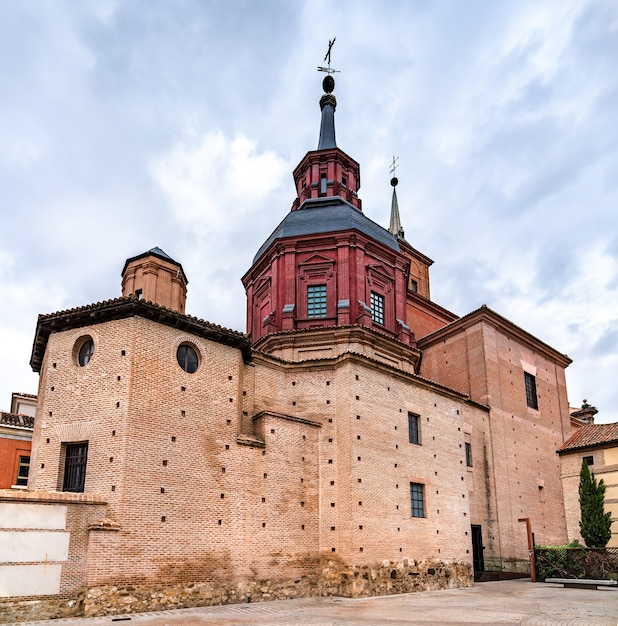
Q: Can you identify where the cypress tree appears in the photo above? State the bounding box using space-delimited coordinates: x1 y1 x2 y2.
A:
579 459 612 548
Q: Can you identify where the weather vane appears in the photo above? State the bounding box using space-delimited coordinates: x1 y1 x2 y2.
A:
317 37 340 75
389 155 400 177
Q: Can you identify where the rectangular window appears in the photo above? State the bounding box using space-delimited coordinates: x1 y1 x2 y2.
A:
307 284 327 318
410 482 425 518
410 279 418 293
15 455 30 486
465 442 473 467
370 292 385 325
408 413 420 444
583 455 594 466
524 372 538 410
320 174 327 195
63 442 88 493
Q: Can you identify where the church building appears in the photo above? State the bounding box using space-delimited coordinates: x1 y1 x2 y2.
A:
0 71 574 621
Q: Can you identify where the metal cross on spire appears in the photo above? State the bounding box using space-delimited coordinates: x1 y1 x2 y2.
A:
389 155 400 177
317 37 340 75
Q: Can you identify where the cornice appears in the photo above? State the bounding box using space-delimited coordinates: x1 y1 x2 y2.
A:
250 328 483 406
398 238 435 267
253 323 420 364
30 296 251 372
417 305 572 368
409 291 459 324
242 224 406 287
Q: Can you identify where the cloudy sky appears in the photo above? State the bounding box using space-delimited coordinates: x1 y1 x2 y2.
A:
1 1 616 421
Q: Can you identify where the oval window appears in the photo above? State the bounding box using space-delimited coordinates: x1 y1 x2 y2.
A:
176 343 199 373
77 338 94 367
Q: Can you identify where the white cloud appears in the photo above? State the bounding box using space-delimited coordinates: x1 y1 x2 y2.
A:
151 126 289 233
0 250 67 408
149 125 290 329
0 0 616 422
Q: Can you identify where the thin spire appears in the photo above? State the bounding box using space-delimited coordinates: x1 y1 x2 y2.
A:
388 156 405 239
317 90 337 150
317 38 339 150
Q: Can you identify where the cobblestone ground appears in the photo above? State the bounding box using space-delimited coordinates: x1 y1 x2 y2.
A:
13 580 618 626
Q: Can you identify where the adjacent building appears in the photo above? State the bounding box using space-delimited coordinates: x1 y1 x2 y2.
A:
559 421 618 548
0 392 35 489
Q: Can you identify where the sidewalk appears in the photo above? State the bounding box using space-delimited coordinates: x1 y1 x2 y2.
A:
13 580 618 626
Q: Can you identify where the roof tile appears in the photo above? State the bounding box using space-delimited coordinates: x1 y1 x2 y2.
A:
558 423 618 452
0 412 34 429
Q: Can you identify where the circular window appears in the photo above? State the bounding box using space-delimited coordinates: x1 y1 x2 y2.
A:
176 343 199 373
77 337 94 367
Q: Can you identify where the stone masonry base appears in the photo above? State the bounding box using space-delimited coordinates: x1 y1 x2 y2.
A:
0 559 473 623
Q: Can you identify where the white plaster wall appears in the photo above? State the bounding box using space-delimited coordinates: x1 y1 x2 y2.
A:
0 503 67 530
0 531 69 563
0 564 62 597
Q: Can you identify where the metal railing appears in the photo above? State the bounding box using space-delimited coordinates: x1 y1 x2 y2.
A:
535 546 618 581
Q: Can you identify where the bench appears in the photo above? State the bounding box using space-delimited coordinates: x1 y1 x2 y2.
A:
545 577 618 590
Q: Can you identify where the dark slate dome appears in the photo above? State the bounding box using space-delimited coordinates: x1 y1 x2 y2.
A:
253 196 400 264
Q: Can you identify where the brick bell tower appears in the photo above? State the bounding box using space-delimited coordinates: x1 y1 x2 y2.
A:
242 71 413 345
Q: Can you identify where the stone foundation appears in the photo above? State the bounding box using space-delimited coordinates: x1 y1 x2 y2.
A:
1 559 473 622
0 594 83 624
484 557 530 575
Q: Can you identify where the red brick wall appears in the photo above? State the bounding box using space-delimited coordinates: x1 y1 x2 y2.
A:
29 317 324 586
421 318 571 567
243 231 410 343
252 337 481 568
29 317 481 589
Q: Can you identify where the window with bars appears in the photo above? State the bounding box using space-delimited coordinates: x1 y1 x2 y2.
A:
410 482 425 518
370 292 385 325
408 412 420 444
63 442 88 493
15 455 30 486
524 372 538 410
307 284 327 318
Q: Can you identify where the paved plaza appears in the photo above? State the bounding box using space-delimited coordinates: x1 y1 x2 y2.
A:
14 580 618 626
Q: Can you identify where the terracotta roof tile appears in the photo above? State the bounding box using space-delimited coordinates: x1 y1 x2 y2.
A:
30 296 251 372
0 412 34 429
558 423 618 453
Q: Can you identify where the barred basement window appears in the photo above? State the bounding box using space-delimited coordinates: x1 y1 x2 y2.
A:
410 482 425 518
524 372 538 410
408 413 420 445
307 284 327 318
62 442 88 493
370 292 385 325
